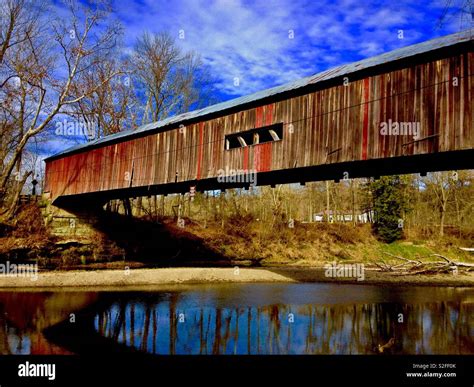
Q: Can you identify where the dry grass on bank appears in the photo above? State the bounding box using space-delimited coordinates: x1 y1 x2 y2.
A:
173 214 474 267
0 203 51 254
1 204 473 270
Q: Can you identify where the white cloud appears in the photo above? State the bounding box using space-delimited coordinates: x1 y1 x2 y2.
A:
107 1 471 97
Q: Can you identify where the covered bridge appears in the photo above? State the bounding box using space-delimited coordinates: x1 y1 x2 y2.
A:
44 30 474 205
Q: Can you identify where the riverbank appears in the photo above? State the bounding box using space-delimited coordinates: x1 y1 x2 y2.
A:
0 266 473 289
1 204 473 288
2 207 473 270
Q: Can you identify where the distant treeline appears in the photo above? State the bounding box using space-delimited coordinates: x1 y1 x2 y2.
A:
108 171 473 243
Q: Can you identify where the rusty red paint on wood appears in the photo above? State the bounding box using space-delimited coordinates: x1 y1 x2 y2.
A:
254 142 272 172
255 106 263 127
263 103 274 171
252 104 274 173
264 103 273 126
196 122 204 180
380 74 388 158
362 78 370 160
243 146 249 171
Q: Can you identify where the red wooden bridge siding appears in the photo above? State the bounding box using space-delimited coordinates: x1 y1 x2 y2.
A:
44 51 473 200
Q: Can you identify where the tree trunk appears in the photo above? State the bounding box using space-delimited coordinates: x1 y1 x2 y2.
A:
440 203 446 237
123 198 132 217
326 181 330 222
2 171 32 221
351 180 356 225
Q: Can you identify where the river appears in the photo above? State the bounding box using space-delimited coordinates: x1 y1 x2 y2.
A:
0 283 472 355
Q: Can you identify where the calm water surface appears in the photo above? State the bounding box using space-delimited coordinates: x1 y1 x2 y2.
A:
0 283 472 355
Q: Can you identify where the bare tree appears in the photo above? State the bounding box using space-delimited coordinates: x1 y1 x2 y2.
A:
132 31 213 123
424 172 453 237
0 0 123 219
436 0 474 31
67 55 136 139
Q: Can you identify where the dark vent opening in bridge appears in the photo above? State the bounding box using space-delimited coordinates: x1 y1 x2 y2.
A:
225 123 283 150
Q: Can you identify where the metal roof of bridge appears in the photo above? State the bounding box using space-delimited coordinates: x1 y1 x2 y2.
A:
46 29 473 161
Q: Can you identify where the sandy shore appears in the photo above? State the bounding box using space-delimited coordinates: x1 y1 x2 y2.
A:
0 266 473 289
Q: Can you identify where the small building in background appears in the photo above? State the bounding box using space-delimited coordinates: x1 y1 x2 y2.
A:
313 210 374 223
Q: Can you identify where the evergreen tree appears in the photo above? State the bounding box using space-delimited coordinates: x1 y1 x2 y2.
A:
365 176 409 243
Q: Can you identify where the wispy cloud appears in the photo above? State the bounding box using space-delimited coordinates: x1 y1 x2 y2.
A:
109 0 471 101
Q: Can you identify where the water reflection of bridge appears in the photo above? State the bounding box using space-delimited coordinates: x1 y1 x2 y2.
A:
53 291 474 355
92 297 472 355
0 292 98 354
0 288 472 355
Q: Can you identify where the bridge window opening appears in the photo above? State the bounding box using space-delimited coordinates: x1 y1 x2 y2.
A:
226 136 242 150
225 123 283 150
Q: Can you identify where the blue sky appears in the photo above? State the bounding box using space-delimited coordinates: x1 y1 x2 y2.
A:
108 0 471 102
